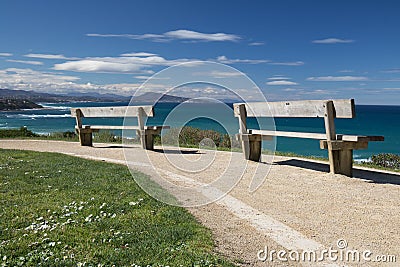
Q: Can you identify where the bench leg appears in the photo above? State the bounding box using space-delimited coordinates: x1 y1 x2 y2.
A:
144 134 154 150
138 129 158 150
328 149 353 176
78 129 93 146
241 135 262 161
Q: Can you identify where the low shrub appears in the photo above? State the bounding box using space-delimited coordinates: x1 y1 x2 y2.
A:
157 126 240 149
0 126 39 138
93 130 122 143
368 153 400 170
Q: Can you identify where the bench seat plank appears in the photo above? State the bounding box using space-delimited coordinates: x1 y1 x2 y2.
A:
249 129 327 140
249 129 384 142
78 125 170 131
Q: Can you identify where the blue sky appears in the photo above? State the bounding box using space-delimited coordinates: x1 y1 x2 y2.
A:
0 0 399 104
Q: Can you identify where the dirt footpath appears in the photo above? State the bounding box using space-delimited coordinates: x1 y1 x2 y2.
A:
1 140 399 266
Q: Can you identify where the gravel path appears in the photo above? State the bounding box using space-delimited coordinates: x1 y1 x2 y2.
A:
1 139 399 266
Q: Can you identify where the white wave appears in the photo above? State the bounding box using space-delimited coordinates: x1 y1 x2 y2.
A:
7 114 71 119
39 103 71 110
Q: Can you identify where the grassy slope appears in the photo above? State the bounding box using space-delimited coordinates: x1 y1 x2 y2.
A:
0 149 234 267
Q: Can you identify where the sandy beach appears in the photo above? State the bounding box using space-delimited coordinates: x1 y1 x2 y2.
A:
1 139 399 266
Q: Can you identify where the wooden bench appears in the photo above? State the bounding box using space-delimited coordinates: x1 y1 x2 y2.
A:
70 106 169 149
233 99 384 176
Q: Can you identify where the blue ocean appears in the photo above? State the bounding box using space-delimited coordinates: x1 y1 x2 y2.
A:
1 102 399 161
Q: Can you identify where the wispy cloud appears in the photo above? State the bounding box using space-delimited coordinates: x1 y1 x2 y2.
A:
24 53 79 60
312 38 354 44
249 42 265 46
338 70 354 73
381 68 400 73
269 61 304 66
6 59 43 65
87 29 241 42
266 80 298 86
209 70 243 78
216 55 269 64
383 88 400 91
121 52 158 57
307 76 368 81
267 76 291 80
0 53 13 57
53 54 189 73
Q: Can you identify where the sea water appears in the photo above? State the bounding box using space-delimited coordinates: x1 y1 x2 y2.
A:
0 102 398 161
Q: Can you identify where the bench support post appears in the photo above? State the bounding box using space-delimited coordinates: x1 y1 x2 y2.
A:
324 101 353 176
235 104 262 162
137 128 162 150
75 109 93 146
78 128 93 146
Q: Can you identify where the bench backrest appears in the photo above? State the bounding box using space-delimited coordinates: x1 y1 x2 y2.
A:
71 105 154 131
70 106 154 118
233 99 355 119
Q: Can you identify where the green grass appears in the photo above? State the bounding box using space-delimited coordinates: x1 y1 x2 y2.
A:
0 149 234 266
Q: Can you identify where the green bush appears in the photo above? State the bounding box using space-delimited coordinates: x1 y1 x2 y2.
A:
158 126 240 149
369 153 400 169
93 130 122 143
48 130 77 140
0 126 39 138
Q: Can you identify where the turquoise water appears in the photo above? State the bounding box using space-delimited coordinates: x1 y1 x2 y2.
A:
1 102 398 160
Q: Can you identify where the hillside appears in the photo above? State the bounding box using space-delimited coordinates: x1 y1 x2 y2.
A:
0 89 130 103
0 98 43 110
130 92 188 103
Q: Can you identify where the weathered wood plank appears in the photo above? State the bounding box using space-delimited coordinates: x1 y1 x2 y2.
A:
320 140 369 150
250 130 327 140
71 106 154 117
233 99 355 118
81 125 141 130
337 135 384 142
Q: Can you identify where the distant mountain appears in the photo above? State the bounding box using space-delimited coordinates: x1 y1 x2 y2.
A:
0 88 130 103
130 92 189 103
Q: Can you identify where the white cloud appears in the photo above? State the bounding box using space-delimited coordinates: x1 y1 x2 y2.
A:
266 80 298 86
134 75 152 80
283 88 297 92
87 29 241 42
267 76 291 80
307 76 368 81
269 61 304 66
164 30 240 42
53 55 188 73
209 70 244 78
0 67 145 96
0 53 13 57
249 42 265 46
6 59 43 65
216 55 269 64
381 68 400 73
120 52 158 57
383 88 400 91
24 53 78 60
339 70 354 73
312 38 354 44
